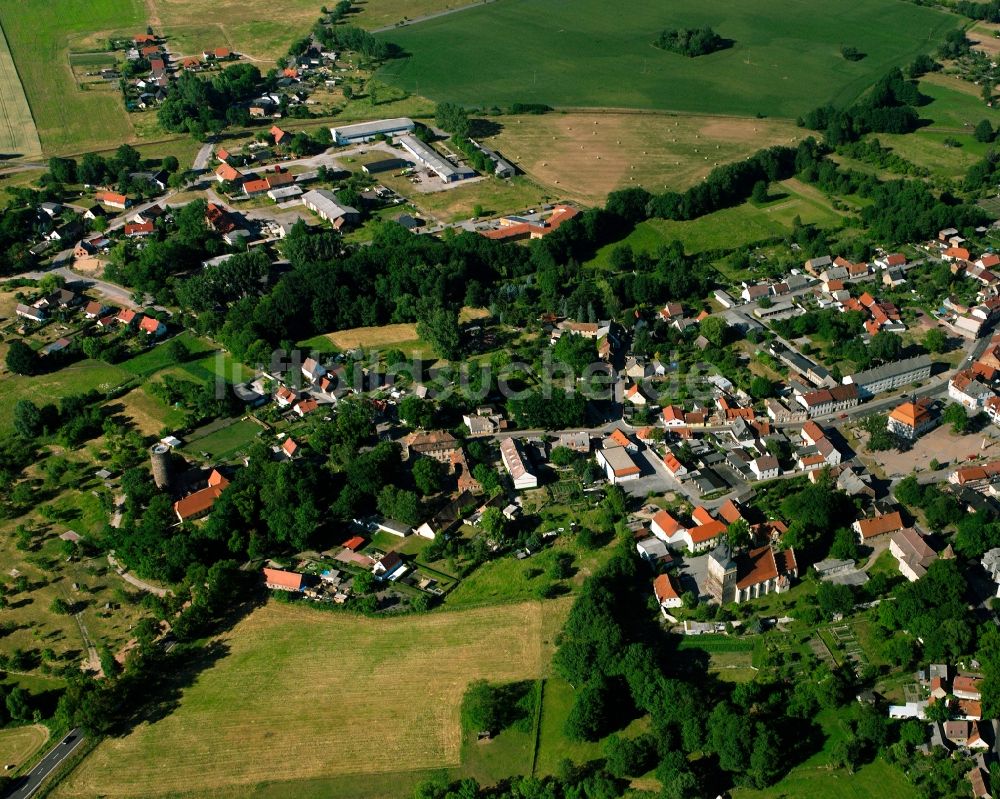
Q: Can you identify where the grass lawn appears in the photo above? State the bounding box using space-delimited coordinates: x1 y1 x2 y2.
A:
0 0 143 153
0 725 49 771
118 333 216 379
53 599 568 798
0 360 130 429
377 0 957 118
183 418 263 460
377 174 551 224
487 112 803 205
733 755 916 799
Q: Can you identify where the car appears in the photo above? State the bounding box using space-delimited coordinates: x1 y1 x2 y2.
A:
63 734 75 745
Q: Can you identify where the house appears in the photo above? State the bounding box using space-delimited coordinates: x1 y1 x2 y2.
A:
853 510 905 543
373 551 407 581
215 163 242 183
750 455 779 480
943 720 989 749
117 308 139 327
556 431 590 453
663 451 687 478
653 573 683 613
300 189 360 229
270 125 289 146
15 304 46 323
275 386 298 408
662 405 686 427
463 413 504 437
604 428 638 452
624 383 648 405
124 220 155 238
949 370 993 410
650 509 725 553
404 430 459 462
887 400 937 440
968 767 991 799
205 202 238 234
139 316 166 336
263 568 306 592
281 438 299 459
83 300 107 319
954 675 983 701
596 445 641 484
795 384 859 416
890 528 937 581
173 469 230 522
94 191 129 209
500 437 538 490
301 357 326 382
705 543 798 604
293 398 319 416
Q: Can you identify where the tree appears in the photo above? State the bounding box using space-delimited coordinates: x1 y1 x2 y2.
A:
167 337 188 364
751 180 769 203
162 155 180 173
461 680 507 734
416 306 463 360
564 676 613 741
727 518 751 551
748 726 784 788
13 399 42 439
48 157 77 184
699 315 729 347
749 375 773 399
6 339 39 375
5 687 30 721
869 331 902 363
923 327 948 353
50 597 71 615
817 582 854 619
976 119 995 143
604 733 657 778
943 403 969 434
479 506 507 541
829 527 859 561
412 457 445 496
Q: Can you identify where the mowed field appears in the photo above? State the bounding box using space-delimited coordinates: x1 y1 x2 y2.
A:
376 0 959 117
488 112 804 204
0 725 49 770
54 600 567 799
0 21 40 157
0 0 143 153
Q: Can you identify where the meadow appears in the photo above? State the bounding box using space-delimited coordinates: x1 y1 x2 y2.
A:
376 0 959 118
0 360 130 429
0 725 49 771
486 112 804 204
53 599 567 798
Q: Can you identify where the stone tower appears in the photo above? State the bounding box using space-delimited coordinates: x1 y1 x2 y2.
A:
150 443 172 490
706 544 738 604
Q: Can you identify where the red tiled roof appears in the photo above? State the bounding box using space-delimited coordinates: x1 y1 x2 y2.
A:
690 519 725 544
263 568 304 590
139 316 162 334
173 471 230 520
855 511 904 540
653 573 680 604
342 535 365 551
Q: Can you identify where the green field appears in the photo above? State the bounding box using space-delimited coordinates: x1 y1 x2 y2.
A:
0 0 143 153
588 180 845 264
0 359 130 429
53 600 566 799
377 0 959 117
0 19 40 156
183 418 263 460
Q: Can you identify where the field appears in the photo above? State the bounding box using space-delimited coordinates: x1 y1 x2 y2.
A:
587 179 846 262
0 0 143 153
0 360 130 429
0 725 49 770
183 418 264 460
486 112 803 204
733 758 916 799
353 0 480 30
0 21 40 157
53 599 568 799
877 73 1000 178
376 0 958 117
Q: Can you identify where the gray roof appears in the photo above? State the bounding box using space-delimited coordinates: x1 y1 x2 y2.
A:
301 189 358 221
330 117 414 141
844 354 933 388
398 135 467 182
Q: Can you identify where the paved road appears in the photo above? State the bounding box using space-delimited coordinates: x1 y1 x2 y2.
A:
7 267 139 309
192 141 214 172
4 729 84 799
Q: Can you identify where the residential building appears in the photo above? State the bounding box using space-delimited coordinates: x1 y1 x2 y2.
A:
500 437 538 490
556 431 590 453
750 455 779 480
173 469 230 522
853 510 905 543
373 551 407 581
263 568 306 592
954 675 983 701
301 357 326 382
15 304 46 323
843 355 933 398
653 573 683 614
404 430 459 463
596 445 641 484
139 316 166 337
795 384 859 416
636 536 670 564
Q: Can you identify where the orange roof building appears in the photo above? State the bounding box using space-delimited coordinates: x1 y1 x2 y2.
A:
653 574 682 609
853 510 904 542
173 470 230 522
887 399 936 440
263 568 306 591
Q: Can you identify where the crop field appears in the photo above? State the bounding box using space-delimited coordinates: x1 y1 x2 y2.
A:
377 0 958 118
487 112 804 204
0 0 143 153
0 725 49 770
0 21 40 157
54 600 567 798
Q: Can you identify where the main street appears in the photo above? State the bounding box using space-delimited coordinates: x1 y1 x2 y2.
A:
4 729 84 799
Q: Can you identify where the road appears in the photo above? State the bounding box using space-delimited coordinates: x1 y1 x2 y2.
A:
192 141 214 171
107 552 172 597
6 267 139 309
4 729 84 799
371 0 497 32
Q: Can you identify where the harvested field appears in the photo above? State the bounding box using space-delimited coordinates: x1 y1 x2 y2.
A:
54 599 567 798
0 20 40 156
0 725 49 770
487 112 804 204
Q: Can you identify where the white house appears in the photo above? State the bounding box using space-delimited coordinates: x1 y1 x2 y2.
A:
500 438 538 490
596 446 641 484
653 573 683 614
301 356 326 382
750 455 779 480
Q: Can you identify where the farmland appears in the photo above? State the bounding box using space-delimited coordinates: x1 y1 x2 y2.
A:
0 725 49 770
486 112 804 204
53 599 567 799
376 0 959 118
0 21 40 157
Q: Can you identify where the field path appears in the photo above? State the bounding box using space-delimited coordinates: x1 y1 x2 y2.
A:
371 0 498 32
0 19 40 156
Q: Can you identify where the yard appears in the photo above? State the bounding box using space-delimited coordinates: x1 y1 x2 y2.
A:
377 0 957 118
182 418 264 461
52 599 568 799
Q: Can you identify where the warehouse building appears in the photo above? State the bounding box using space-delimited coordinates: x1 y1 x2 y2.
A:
398 135 475 183
300 189 359 229
330 117 415 145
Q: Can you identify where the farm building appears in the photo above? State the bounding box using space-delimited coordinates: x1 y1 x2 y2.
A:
596 445 641 484
330 117 415 145
300 189 360 229
398 135 475 183
362 158 413 175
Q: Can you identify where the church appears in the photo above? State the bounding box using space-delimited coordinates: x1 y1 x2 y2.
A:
704 543 799 605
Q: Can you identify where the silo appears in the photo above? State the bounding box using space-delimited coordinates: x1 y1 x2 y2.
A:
150 443 172 489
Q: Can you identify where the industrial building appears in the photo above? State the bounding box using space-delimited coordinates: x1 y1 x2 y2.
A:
330 117 415 145
300 189 360 230
398 135 475 183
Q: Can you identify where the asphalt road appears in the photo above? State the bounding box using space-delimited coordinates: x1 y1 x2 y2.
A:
4 729 84 799
8 267 139 309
